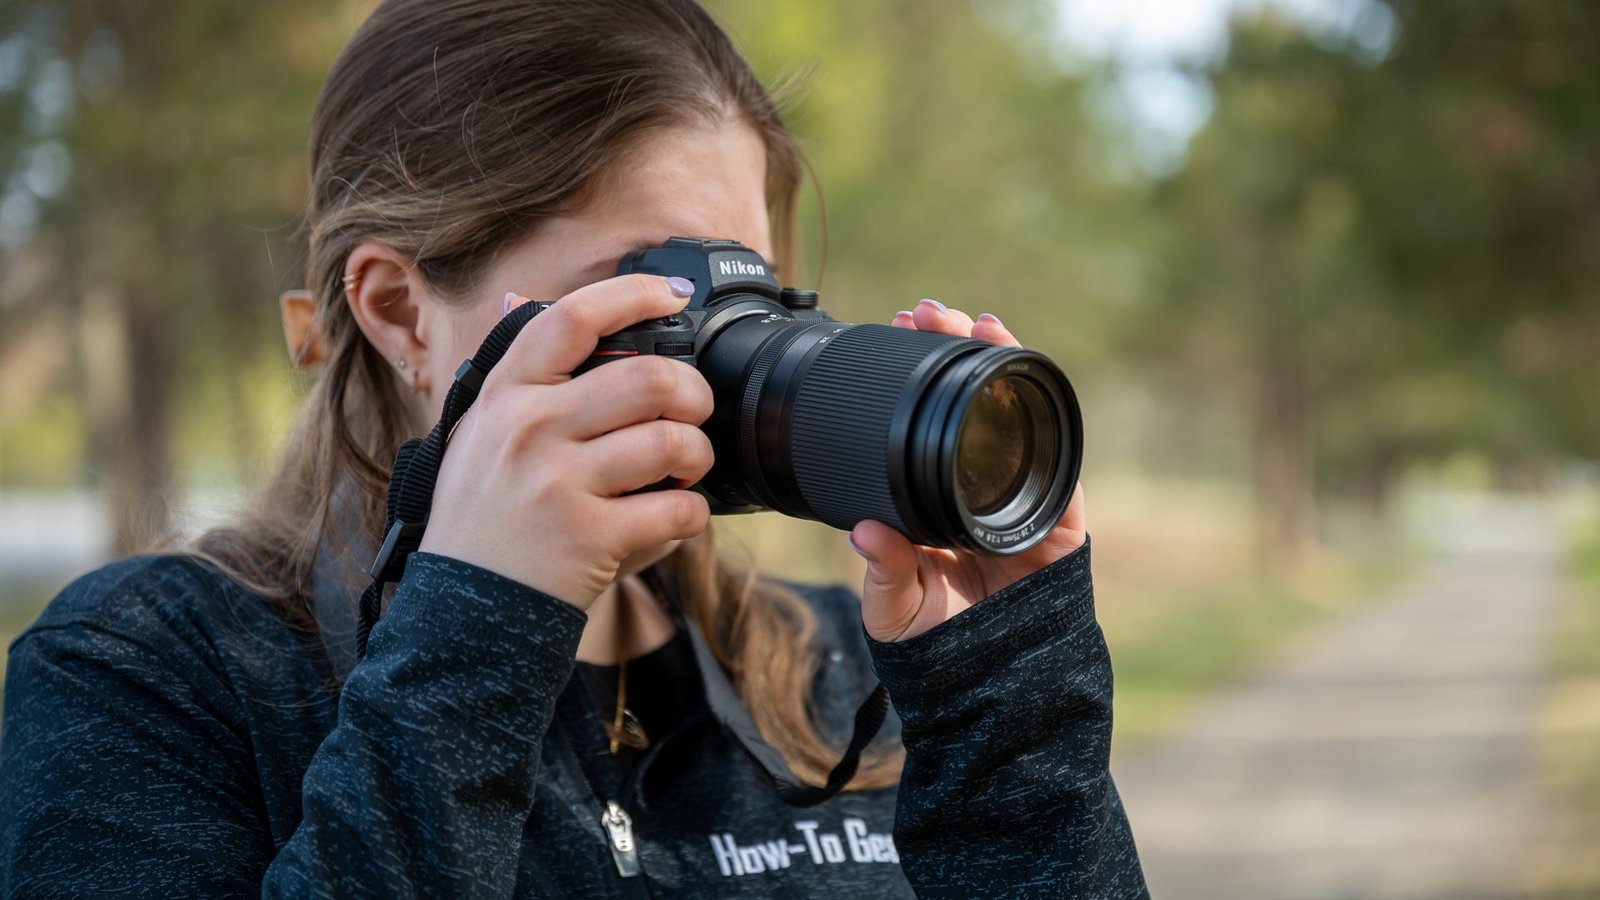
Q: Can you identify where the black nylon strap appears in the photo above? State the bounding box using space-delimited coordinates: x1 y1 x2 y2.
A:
350 298 887 807
355 302 541 657
681 617 889 807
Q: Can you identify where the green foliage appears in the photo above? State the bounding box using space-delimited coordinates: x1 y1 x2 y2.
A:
708 0 1140 367
0 0 1595 553
1535 516 1600 895
1555 517 1600 678
1137 3 1599 557
1108 556 1397 745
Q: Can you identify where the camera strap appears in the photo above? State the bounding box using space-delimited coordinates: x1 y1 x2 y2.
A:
689 627 890 807
637 566 891 808
354 300 888 808
354 299 541 659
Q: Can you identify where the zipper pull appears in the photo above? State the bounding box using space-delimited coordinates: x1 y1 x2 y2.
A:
601 800 641 878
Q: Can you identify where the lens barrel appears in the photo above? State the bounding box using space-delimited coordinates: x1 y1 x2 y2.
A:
697 316 1082 555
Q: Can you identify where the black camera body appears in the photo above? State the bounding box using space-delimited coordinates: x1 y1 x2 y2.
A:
573 238 827 372
563 237 1081 555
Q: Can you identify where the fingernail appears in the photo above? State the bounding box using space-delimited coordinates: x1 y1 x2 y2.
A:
503 291 519 316
665 276 695 298
918 298 947 313
847 534 877 564
893 310 914 321
977 312 1004 327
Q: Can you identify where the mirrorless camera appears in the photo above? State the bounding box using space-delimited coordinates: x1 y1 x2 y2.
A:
566 237 1082 555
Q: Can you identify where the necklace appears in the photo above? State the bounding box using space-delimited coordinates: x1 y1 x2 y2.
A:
607 579 650 754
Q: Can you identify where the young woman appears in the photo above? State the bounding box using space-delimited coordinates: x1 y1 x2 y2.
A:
0 1 1146 896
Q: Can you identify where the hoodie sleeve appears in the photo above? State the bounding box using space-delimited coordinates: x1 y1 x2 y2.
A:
865 540 1148 899
0 552 586 899
263 552 586 897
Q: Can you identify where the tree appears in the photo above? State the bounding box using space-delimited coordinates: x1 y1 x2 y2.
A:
0 0 349 550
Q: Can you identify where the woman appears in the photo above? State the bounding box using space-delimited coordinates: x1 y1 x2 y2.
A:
0 0 1145 896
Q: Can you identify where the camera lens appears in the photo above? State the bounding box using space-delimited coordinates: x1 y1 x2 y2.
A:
696 316 1081 555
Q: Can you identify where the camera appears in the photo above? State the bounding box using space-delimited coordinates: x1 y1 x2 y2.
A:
569 237 1083 555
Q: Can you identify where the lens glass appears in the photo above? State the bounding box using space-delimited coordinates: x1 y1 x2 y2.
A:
955 375 1041 517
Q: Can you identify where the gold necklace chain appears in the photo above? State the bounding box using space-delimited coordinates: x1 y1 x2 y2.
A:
608 580 649 754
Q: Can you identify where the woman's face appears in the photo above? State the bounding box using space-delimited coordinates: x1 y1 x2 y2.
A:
415 118 772 577
424 118 774 414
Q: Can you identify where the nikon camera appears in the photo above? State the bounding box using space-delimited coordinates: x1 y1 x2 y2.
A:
564 237 1082 555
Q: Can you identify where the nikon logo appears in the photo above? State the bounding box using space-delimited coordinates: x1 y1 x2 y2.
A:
719 260 767 277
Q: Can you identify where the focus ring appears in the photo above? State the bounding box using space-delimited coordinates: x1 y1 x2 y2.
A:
739 322 807 506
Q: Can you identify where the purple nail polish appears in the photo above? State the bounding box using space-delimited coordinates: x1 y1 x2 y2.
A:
847 534 877 564
919 298 948 313
665 276 695 298
895 310 914 319
503 292 518 316
977 312 1004 327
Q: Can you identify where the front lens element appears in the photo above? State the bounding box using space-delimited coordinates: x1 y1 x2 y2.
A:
956 376 1036 517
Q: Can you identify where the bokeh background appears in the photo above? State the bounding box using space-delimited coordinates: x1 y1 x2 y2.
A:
1 1 1597 896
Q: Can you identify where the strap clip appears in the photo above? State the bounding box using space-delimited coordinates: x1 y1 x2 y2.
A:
454 358 487 394
368 519 428 581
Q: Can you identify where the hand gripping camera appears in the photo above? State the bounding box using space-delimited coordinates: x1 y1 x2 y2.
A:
569 237 1083 555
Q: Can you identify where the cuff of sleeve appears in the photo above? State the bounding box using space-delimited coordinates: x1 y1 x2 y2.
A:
365 551 588 673
867 537 1096 697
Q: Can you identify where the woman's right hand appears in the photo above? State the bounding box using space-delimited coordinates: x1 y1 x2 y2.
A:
418 274 714 610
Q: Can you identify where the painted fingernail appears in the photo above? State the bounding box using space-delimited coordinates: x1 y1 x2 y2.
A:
977 312 1004 327
893 310 915 323
503 291 519 316
847 534 877 564
665 276 695 298
918 298 948 313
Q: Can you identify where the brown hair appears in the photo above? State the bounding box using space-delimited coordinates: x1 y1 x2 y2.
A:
196 0 897 790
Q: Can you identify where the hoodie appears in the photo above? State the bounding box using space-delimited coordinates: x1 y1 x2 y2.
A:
0 541 1146 898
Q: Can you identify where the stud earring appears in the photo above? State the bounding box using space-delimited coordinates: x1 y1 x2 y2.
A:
396 359 423 394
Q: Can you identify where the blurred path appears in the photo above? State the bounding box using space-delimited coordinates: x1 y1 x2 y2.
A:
1114 496 1563 899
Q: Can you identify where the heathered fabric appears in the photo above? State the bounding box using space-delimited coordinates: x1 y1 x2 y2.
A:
0 543 1146 898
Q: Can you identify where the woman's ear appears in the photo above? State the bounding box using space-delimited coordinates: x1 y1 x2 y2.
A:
343 241 436 373
279 290 327 369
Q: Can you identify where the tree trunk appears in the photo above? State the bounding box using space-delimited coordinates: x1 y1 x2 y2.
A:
1356 448 1400 521
106 290 174 553
1252 357 1316 572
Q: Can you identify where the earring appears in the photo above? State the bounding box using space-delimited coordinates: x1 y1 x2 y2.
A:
343 273 361 294
397 359 423 394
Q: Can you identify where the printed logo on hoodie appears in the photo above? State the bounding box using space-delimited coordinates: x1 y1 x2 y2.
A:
708 818 899 877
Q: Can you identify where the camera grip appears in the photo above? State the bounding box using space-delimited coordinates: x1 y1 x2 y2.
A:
571 315 703 495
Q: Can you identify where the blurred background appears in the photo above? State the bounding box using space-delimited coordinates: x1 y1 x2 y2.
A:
1 0 1597 896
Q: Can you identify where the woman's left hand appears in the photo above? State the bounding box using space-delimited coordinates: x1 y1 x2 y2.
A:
852 299 1087 643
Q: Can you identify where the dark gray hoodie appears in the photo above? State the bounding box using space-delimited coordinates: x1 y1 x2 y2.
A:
0 541 1146 898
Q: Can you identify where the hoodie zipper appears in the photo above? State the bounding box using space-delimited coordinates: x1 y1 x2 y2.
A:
601 800 641 877
555 725 650 895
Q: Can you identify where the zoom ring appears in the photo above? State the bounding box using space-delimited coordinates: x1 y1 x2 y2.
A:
786 325 962 536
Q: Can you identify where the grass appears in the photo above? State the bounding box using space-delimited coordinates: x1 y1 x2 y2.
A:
1105 559 1398 747
1527 515 1600 897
